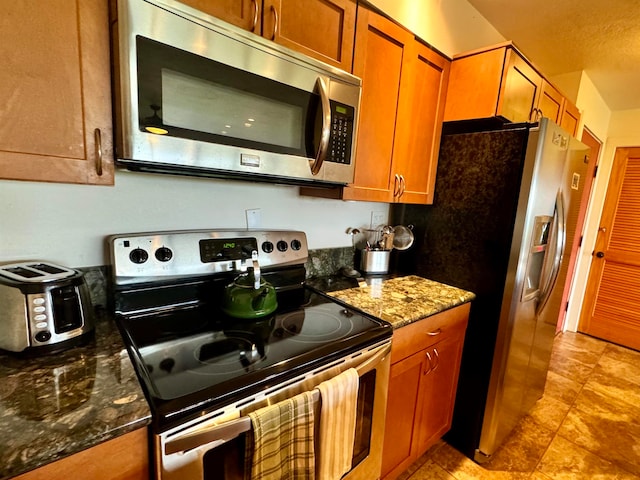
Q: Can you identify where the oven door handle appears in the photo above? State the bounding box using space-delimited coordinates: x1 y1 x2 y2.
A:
165 391 320 455
164 341 391 455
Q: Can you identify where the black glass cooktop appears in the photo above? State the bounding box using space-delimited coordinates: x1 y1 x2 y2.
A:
117 288 391 432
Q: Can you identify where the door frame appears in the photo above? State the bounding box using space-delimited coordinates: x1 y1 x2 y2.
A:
555 127 601 331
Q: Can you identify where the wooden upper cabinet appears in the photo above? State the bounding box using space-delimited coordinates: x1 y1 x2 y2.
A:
445 44 541 123
342 8 410 203
444 43 581 135
498 48 542 123
342 7 450 205
186 0 356 71
180 0 262 34
538 80 564 124
0 0 113 185
560 98 581 136
392 41 449 204
264 0 356 71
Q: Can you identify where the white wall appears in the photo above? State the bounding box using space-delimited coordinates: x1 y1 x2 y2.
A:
366 0 504 57
0 172 388 268
1 0 506 270
564 108 640 332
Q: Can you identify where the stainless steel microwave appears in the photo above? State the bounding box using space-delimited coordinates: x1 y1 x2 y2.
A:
112 0 361 186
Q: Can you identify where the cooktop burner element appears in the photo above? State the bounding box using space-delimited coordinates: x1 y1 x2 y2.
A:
109 229 392 432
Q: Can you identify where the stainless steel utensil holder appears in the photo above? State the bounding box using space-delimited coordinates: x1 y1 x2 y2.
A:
360 250 390 274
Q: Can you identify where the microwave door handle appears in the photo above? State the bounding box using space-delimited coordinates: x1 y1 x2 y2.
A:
536 190 566 315
310 77 331 176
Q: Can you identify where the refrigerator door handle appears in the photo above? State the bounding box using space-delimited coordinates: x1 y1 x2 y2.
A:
536 190 566 315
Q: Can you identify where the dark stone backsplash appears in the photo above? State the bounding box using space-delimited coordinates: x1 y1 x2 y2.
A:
79 247 355 307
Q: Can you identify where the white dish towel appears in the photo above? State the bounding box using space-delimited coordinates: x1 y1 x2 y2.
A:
316 368 360 480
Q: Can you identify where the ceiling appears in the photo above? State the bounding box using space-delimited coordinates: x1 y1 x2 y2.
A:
466 0 640 111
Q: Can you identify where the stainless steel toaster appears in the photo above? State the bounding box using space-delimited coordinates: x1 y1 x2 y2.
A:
0 262 95 355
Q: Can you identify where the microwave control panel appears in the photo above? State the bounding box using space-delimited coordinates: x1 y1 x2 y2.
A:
328 101 354 165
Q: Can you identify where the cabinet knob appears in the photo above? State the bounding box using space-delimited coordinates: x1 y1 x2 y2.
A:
595 251 605 258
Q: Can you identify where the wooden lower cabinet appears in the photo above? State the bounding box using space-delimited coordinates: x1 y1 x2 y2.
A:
13 428 149 480
381 304 470 480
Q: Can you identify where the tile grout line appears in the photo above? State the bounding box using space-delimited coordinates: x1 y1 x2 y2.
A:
527 336 609 477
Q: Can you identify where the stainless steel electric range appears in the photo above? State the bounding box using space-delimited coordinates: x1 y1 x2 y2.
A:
108 229 392 480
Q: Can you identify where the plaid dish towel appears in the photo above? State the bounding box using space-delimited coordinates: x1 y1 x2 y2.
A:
246 391 316 480
316 368 359 480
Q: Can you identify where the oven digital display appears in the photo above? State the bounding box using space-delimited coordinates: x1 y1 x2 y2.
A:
199 238 257 263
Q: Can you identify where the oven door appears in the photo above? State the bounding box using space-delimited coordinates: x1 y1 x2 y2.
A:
155 340 391 480
115 0 359 185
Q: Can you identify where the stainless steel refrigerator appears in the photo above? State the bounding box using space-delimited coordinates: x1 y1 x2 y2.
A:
391 118 589 462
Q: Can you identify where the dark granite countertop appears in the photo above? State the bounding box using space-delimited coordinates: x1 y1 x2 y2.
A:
0 309 151 480
308 274 475 328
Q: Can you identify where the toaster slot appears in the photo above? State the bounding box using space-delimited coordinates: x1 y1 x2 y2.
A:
3 266 44 279
28 263 67 275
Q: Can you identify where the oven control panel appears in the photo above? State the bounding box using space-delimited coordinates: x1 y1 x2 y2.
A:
108 230 308 285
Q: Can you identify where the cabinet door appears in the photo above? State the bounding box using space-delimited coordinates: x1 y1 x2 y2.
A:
538 80 564 124
381 350 423 479
392 42 449 204
13 428 149 480
443 47 506 122
415 322 466 453
498 49 543 123
342 8 411 202
560 99 581 136
180 0 261 34
0 0 113 185
264 0 356 71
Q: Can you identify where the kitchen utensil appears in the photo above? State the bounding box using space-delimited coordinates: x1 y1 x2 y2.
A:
221 268 278 319
392 225 415 250
380 225 395 250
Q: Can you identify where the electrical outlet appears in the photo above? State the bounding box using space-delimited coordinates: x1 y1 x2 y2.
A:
371 211 386 228
246 208 262 229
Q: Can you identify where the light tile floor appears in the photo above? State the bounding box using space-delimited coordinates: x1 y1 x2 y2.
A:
398 331 640 479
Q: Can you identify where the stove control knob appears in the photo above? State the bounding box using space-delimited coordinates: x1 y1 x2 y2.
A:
291 239 302 251
155 246 173 262
262 241 274 254
277 240 288 252
159 358 175 373
129 248 149 264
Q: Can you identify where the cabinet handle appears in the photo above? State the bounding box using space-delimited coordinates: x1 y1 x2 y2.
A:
94 128 103 176
529 107 542 122
399 174 406 197
426 328 442 337
393 174 400 197
431 347 440 371
424 350 433 375
250 0 259 32
269 5 278 40
309 77 330 175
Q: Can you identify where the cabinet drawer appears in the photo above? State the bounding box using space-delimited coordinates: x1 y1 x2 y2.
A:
391 303 470 364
